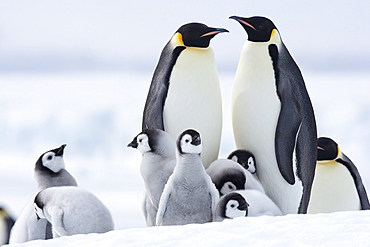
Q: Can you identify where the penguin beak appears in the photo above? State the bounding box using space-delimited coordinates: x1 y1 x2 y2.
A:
317 146 325 151
229 16 257 30
238 202 249 211
200 28 229 38
127 140 138 149
55 144 67 157
191 136 201 146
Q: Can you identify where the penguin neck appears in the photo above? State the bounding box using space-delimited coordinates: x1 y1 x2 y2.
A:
34 167 77 190
140 153 175 186
176 153 204 173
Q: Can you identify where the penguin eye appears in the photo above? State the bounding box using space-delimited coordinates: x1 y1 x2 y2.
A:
228 184 233 190
185 138 190 143
231 204 235 208
47 155 53 160
138 138 142 143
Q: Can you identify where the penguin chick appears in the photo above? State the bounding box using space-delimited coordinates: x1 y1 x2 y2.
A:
34 186 114 238
308 137 370 213
228 149 257 175
230 15 317 214
156 129 219 226
34 144 77 190
128 129 176 226
215 190 283 221
142 22 228 168
0 207 15 245
206 159 265 196
213 192 249 222
10 144 77 244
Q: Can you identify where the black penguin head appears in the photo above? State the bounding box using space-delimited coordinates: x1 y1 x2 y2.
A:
128 131 151 153
216 170 246 196
175 22 228 48
317 137 340 161
220 192 249 219
128 129 176 157
229 16 278 42
35 144 67 173
228 149 257 174
177 129 202 155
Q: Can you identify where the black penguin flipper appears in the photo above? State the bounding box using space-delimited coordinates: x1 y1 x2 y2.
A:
337 154 370 210
295 120 317 213
274 82 301 185
270 44 301 185
142 42 185 131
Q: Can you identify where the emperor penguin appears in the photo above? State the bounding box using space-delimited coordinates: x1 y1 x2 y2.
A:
142 22 228 168
230 16 317 214
127 129 176 226
156 129 219 226
308 137 370 213
213 192 249 222
214 190 282 221
228 149 259 180
34 186 114 238
9 144 78 244
0 207 15 245
206 158 265 195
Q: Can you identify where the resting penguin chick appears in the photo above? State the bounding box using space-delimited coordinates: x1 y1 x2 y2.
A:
230 16 317 214
308 137 370 213
128 129 176 226
215 190 283 221
213 192 249 222
0 207 15 245
156 129 219 226
206 159 265 195
34 186 114 237
142 22 228 168
10 144 77 244
228 149 258 178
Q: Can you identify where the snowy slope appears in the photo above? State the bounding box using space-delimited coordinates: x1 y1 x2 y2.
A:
5 211 370 247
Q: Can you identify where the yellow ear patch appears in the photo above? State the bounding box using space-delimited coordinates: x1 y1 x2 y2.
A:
337 146 341 159
173 32 185 46
270 29 278 39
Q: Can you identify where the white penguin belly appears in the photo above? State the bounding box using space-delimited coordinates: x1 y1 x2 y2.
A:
164 48 222 168
232 42 302 214
308 162 360 213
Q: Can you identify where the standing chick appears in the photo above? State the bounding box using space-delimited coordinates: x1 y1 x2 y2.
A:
156 129 219 226
128 129 176 226
10 144 77 244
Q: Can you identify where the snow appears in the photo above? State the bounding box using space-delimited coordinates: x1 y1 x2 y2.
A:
5 211 370 246
1 70 370 246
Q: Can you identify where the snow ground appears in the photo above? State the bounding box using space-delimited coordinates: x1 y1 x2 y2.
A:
1 70 370 246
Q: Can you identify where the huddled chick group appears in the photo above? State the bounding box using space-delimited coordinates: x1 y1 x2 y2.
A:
128 128 282 226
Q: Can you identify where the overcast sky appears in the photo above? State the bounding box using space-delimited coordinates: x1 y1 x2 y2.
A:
0 1 369 71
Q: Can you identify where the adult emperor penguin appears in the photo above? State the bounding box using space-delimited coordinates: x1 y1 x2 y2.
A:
156 129 219 226
142 22 228 168
34 186 114 237
206 158 265 195
9 144 78 244
308 137 370 213
0 207 15 245
230 16 317 214
128 129 176 226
